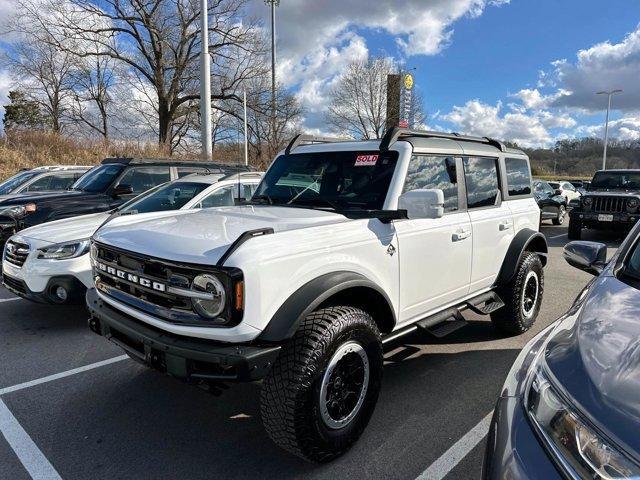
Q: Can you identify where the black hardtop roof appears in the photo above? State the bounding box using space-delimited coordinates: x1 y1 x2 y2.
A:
101 157 253 172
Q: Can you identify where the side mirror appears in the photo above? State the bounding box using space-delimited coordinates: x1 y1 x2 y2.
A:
554 189 563 196
564 241 607 276
112 184 134 198
398 189 444 219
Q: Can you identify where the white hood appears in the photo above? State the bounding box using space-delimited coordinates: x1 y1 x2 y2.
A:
19 212 110 245
93 206 349 265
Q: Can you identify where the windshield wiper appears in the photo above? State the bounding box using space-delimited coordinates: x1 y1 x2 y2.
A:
288 197 341 210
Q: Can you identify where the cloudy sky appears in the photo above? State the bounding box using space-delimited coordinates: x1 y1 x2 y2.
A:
246 0 640 147
1 0 640 148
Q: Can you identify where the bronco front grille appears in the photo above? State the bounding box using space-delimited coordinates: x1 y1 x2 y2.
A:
591 196 626 214
92 242 242 326
4 240 30 268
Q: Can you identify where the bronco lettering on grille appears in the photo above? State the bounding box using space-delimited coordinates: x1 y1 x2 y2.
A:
96 261 166 292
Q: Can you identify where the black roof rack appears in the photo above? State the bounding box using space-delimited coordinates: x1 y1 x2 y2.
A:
100 157 252 172
285 134 351 155
379 127 507 152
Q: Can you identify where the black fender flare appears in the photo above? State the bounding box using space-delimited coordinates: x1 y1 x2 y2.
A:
258 271 396 342
494 228 548 287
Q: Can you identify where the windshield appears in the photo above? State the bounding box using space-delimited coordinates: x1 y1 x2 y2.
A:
0 171 39 195
254 151 398 211
119 181 210 214
71 164 125 193
591 172 640 190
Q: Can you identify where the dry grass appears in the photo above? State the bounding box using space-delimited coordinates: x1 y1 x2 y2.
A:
0 131 266 181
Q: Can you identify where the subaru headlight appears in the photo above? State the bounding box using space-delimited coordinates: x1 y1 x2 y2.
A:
582 197 593 208
526 366 640 479
37 239 91 260
0 203 36 219
191 274 226 319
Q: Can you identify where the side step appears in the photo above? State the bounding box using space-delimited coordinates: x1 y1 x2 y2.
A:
465 291 505 315
415 309 467 339
381 290 505 346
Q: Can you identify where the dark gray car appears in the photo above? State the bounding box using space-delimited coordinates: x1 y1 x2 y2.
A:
483 226 640 479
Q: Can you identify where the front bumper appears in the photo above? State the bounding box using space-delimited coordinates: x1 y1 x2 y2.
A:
570 210 640 227
86 288 281 382
2 273 86 304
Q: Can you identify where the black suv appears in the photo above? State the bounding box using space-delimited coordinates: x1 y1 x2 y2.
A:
0 158 249 247
569 169 640 239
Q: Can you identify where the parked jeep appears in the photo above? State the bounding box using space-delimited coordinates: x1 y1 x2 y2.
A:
86 128 547 462
568 169 640 240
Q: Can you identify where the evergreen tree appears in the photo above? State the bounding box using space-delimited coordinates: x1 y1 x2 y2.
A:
2 91 47 131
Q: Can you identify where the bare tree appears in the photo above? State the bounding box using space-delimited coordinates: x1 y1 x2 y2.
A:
3 24 77 134
69 54 118 140
326 57 426 139
22 0 267 151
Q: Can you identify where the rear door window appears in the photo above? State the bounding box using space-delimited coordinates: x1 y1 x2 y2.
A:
504 158 532 197
116 167 171 195
463 157 500 209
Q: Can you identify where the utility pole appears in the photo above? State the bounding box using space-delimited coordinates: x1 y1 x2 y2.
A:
596 89 622 170
265 1 279 143
243 90 249 166
200 0 212 159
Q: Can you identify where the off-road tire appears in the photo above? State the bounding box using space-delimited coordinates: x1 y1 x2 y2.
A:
491 252 544 335
260 306 383 462
568 217 582 240
552 205 566 225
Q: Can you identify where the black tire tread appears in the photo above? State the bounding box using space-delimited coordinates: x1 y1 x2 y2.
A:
260 306 381 462
491 252 544 335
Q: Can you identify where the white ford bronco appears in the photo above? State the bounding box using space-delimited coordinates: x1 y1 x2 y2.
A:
87 128 547 462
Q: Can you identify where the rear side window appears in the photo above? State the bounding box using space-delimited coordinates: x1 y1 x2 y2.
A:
404 156 459 212
505 158 532 196
463 157 500 209
116 167 171 195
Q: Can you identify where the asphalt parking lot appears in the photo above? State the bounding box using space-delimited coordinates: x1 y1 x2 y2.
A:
0 224 624 480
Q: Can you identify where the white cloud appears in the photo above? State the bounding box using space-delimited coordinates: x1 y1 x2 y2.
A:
247 0 509 130
549 25 640 112
575 116 640 142
441 99 578 147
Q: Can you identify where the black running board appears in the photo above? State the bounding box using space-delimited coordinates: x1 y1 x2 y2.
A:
382 290 504 346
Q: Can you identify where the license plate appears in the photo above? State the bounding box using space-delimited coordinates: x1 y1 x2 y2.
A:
598 214 614 222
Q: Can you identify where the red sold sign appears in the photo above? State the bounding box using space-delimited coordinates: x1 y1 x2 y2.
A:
355 154 379 166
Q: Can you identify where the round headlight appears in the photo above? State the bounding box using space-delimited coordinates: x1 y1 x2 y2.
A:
191 274 226 319
583 197 593 207
627 199 639 210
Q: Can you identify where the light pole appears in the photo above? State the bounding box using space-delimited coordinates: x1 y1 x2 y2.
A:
596 89 622 170
264 0 279 138
200 0 212 159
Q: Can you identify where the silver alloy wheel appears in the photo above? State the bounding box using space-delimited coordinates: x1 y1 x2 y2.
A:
521 270 540 319
319 341 370 430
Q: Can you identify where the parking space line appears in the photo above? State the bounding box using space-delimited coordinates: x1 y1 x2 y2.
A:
0 297 20 303
415 411 493 480
0 355 128 397
549 233 567 239
0 398 63 480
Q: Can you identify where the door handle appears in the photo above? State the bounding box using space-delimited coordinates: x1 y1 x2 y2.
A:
452 229 471 241
499 221 513 231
